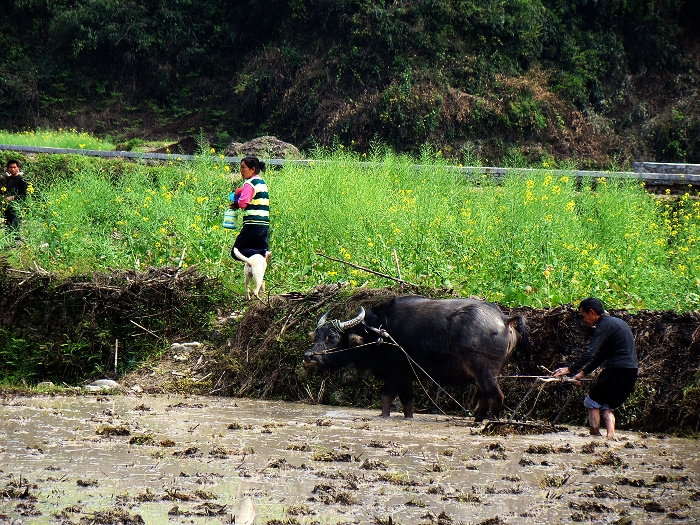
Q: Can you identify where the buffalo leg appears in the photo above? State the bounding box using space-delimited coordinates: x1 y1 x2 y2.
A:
380 386 396 417
396 386 414 418
474 374 504 422
474 394 488 422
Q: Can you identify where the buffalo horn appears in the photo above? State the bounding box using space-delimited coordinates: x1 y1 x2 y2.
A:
338 307 365 331
317 311 330 328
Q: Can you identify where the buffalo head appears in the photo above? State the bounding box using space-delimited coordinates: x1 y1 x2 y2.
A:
303 307 366 369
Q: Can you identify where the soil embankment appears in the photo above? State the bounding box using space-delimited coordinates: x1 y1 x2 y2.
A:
1 265 699 433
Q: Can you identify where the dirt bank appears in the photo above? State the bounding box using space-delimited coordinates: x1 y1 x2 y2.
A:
0 395 698 525
1 265 699 432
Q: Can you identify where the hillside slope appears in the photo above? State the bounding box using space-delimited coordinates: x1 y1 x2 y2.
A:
1 0 699 167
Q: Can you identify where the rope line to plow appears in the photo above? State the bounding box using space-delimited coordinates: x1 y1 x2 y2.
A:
311 325 587 419
309 326 471 415
367 327 471 416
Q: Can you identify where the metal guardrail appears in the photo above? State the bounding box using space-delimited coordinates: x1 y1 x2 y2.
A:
2 144 699 189
0 144 201 162
633 161 700 175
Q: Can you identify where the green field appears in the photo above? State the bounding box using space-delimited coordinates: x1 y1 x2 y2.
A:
2 133 699 312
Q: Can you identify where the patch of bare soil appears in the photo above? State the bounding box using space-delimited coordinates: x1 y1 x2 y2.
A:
0 395 698 525
223 136 302 159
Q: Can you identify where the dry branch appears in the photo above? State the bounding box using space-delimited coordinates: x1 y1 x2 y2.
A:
316 252 418 287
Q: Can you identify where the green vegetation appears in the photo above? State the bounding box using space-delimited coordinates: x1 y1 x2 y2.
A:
0 129 114 150
2 136 698 312
1 1 698 166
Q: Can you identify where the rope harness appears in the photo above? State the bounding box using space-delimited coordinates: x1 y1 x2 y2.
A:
305 321 393 357
308 321 472 415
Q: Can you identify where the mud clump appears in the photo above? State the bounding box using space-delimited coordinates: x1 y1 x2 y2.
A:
81 509 145 524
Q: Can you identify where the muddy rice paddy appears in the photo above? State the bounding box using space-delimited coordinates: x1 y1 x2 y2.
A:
1 394 698 525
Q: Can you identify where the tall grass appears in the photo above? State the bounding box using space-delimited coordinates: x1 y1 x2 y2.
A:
0 129 114 150
2 142 699 311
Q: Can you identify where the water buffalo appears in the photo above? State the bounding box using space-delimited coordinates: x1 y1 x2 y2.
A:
303 296 530 421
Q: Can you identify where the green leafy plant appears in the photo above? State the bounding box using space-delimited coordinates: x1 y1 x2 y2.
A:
1 140 697 311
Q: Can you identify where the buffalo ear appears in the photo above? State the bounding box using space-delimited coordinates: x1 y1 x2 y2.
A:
348 334 364 346
308 330 317 340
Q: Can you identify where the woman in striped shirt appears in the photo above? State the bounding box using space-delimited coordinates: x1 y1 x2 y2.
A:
230 156 271 263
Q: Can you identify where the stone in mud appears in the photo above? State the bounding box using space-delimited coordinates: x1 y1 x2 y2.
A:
84 379 121 392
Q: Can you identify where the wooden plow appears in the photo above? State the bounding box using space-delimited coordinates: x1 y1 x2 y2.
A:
481 376 591 435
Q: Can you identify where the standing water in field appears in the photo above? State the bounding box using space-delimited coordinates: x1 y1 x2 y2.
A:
1 395 698 524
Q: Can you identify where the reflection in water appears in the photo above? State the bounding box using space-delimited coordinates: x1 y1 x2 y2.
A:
1 395 698 524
